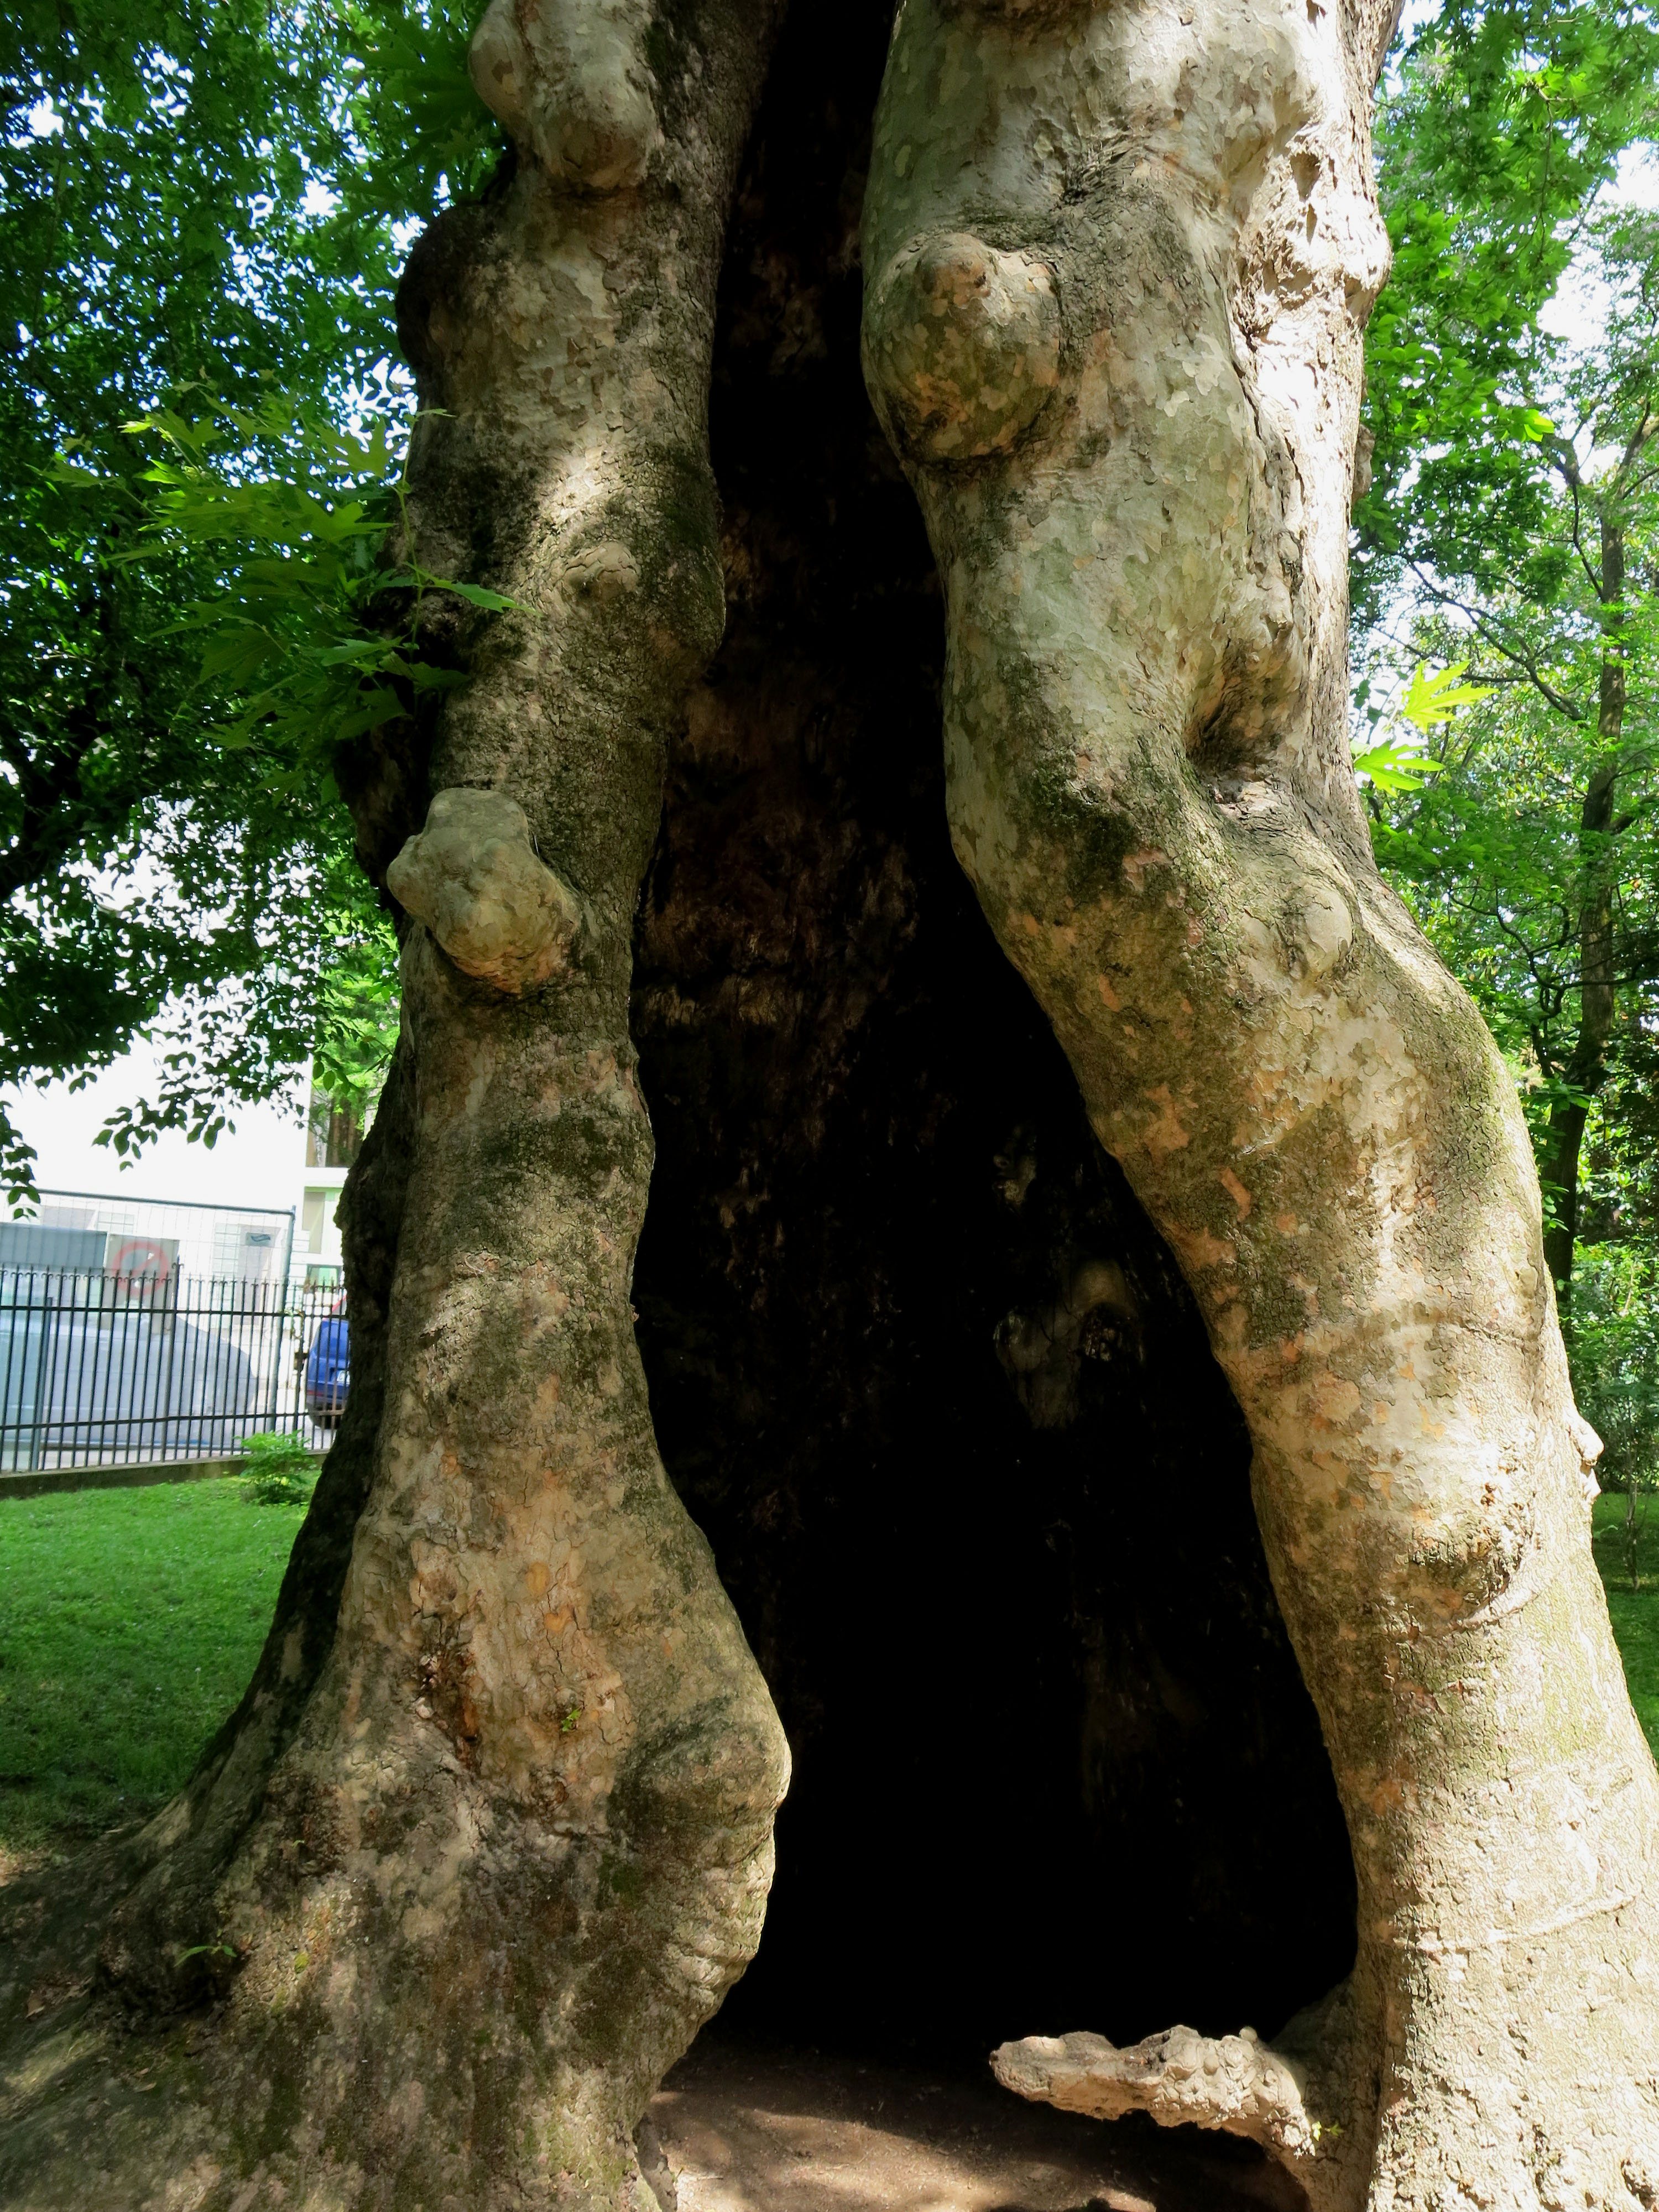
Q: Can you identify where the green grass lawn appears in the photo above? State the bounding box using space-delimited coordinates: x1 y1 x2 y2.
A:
0 1476 311 1872
2 1477 1658 1875
1592 1488 1659 1756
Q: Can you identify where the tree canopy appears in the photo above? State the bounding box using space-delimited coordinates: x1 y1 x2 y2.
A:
0 0 497 1196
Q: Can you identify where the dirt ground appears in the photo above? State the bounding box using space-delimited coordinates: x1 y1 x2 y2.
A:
648 2034 1306 2212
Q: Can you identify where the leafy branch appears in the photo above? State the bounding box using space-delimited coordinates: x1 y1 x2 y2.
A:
1353 661 1491 790
65 389 517 782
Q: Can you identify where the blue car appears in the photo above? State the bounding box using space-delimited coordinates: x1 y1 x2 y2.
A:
305 1302 349 1426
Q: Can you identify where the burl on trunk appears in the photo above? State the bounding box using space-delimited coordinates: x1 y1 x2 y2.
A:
858 0 1659 2205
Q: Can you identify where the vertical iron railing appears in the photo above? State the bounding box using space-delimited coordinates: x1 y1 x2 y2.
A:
0 1272 343 1472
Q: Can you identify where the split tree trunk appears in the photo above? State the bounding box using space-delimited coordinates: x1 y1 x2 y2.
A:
7 4 1659 2208
2 5 788 2206
856 1 1659 2206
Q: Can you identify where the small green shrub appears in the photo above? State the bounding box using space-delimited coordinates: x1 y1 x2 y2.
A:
240 1431 319 1507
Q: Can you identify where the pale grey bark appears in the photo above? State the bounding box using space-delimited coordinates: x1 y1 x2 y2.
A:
7 7 1659 2209
1 6 786 2206
861 0 1659 2205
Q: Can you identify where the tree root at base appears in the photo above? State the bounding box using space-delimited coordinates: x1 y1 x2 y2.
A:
992 1980 1368 2212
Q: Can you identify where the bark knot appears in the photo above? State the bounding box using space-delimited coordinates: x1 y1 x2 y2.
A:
388 786 582 994
863 232 1061 463
997 1257 1141 1427
469 0 661 192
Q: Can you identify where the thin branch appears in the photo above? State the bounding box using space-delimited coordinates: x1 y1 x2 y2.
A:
1407 565 1588 723
1566 474 1604 600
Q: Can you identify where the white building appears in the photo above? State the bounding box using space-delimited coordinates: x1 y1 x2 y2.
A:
295 1090 366 1288
5 1050 379 1291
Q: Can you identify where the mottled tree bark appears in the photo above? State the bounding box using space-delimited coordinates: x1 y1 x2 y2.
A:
1 6 786 2206
856 1 1659 2206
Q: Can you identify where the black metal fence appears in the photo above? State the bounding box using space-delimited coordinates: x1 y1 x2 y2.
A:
0 1271 342 1473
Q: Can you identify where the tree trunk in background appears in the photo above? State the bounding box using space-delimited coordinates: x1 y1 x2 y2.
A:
1541 515 1624 1300
1 6 787 2206
858 2 1659 2206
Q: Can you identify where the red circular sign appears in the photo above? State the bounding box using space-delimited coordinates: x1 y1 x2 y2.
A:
108 1237 173 1295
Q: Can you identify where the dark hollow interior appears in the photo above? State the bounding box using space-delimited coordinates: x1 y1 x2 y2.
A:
629 0 1355 2066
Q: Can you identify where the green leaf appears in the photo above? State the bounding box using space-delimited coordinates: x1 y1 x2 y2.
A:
1352 739 1449 792
419 575 521 613
45 457 110 488
1400 661 1494 732
330 686 409 741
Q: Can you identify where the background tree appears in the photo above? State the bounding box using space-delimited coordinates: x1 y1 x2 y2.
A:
1355 0 1659 1282
1361 209 1659 1284
1356 0 1659 623
1352 8 1659 1522
0 0 489 1194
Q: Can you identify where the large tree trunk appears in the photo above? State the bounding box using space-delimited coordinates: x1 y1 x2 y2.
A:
856 2 1659 2206
6 4 1659 2208
1 6 788 2206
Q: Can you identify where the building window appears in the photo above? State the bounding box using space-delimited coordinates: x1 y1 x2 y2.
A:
302 1190 328 1254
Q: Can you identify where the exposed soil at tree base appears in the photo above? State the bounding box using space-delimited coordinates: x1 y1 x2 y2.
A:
649 2032 1303 2212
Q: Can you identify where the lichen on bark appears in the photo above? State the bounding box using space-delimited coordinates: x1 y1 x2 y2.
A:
860 0 1659 2204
